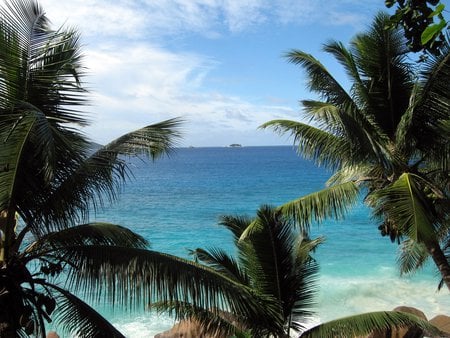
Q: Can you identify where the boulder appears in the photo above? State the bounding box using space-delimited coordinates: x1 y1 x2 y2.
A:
154 319 227 338
368 306 427 338
429 315 450 337
46 332 60 338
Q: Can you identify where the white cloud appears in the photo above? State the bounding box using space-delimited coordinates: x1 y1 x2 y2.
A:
78 42 297 146
39 0 379 39
30 0 381 146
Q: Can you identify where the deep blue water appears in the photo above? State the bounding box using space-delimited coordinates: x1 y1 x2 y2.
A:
85 146 448 337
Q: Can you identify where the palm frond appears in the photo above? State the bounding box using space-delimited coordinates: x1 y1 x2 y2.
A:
56 245 282 330
412 41 450 162
218 214 252 244
350 12 412 138
299 311 442 338
33 118 183 232
397 239 429 275
190 248 249 285
370 173 436 242
277 181 360 231
44 283 125 338
285 49 354 108
260 119 349 169
240 206 319 332
0 113 36 212
25 222 149 258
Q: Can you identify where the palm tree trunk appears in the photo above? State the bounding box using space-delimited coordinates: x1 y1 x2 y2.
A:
425 240 450 291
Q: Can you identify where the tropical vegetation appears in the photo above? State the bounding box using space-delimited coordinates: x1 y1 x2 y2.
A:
261 12 450 290
385 0 448 55
0 0 270 337
153 205 440 338
0 0 446 336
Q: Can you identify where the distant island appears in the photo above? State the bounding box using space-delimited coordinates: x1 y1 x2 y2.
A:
229 144 242 147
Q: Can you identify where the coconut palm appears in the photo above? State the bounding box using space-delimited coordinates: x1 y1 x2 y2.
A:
261 12 450 290
152 205 441 338
0 1 297 337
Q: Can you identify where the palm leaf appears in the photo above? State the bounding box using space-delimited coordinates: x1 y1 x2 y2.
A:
260 119 349 169
24 222 149 258
370 173 436 242
33 118 183 232
285 50 354 108
277 181 360 232
190 247 249 285
397 239 429 275
240 206 319 333
55 245 282 329
0 113 36 212
299 311 442 338
44 283 125 338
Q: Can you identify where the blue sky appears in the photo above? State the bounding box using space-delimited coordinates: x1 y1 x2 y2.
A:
36 1 416 146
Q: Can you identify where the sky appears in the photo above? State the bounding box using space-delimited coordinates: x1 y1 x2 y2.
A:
34 1 401 147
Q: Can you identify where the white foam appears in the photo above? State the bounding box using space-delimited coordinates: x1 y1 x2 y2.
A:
111 314 175 338
316 272 450 323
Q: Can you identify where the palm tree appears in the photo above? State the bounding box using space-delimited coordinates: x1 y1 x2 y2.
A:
189 205 321 337
153 205 441 338
261 12 450 290
0 2 302 337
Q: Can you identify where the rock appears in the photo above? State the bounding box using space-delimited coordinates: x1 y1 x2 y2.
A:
46 332 59 338
368 306 427 338
393 306 427 321
154 318 227 338
429 315 450 337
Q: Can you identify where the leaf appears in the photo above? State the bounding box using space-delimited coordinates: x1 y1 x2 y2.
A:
421 19 447 45
44 283 126 338
299 311 442 338
370 173 435 242
428 3 445 18
277 181 360 231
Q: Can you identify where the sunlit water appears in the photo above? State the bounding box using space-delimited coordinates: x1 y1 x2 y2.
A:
56 146 449 337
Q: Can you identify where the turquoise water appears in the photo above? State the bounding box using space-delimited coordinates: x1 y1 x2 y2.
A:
89 146 448 337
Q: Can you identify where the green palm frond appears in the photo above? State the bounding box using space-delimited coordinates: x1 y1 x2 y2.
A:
370 173 436 242
397 239 429 275
24 222 148 258
413 42 450 162
190 248 249 285
299 311 442 338
219 214 253 244
294 236 325 265
0 0 88 124
240 206 319 332
45 283 125 338
277 181 360 231
101 117 183 159
285 50 353 108
0 113 36 212
260 119 350 169
351 13 412 138
56 245 281 329
33 118 183 232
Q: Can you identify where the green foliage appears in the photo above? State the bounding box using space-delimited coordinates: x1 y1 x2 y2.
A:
300 311 442 338
154 205 321 337
0 0 191 337
386 0 448 55
263 12 450 289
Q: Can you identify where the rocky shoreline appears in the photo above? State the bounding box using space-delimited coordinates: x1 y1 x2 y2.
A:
154 306 450 338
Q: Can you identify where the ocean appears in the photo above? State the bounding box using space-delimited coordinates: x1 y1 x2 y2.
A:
87 146 448 337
